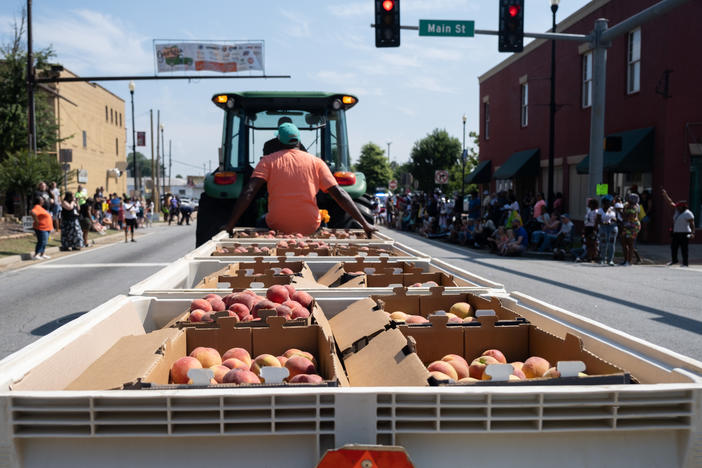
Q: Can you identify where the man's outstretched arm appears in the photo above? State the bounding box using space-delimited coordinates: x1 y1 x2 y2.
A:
225 177 266 235
327 185 378 238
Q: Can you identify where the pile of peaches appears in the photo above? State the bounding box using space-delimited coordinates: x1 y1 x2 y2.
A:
170 347 323 385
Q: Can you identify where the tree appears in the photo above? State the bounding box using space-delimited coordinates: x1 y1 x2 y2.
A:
0 11 60 161
409 129 462 193
126 152 153 177
0 150 63 215
355 142 392 193
447 130 480 196
392 161 413 193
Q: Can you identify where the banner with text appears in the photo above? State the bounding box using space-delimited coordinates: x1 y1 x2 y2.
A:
155 41 264 73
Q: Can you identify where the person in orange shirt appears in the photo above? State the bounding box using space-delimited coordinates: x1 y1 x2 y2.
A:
225 122 376 237
31 197 53 260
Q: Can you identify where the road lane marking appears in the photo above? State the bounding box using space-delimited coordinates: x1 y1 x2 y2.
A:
31 263 170 268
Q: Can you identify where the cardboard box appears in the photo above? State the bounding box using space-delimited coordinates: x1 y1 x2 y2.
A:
66 305 348 390
333 245 398 257
196 257 312 288
366 271 458 288
328 297 430 386
212 244 276 256
372 287 525 321
291 262 367 289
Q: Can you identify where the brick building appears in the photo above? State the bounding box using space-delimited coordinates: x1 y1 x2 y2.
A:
47 68 128 196
474 0 701 243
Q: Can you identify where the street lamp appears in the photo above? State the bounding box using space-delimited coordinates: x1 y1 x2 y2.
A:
386 140 392 163
159 123 165 197
461 113 467 203
547 0 559 209
128 80 138 196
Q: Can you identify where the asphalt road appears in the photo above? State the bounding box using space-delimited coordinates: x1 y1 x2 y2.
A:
0 223 197 360
382 227 702 363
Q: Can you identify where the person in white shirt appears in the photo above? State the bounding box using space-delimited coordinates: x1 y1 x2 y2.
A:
597 197 618 265
661 188 695 266
123 197 139 243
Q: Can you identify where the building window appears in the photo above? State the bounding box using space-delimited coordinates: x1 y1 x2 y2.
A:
119 113 122 127
582 52 592 108
627 28 641 94
110 108 113 124
484 102 490 140
520 82 528 127
105 106 108 122
82 130 87 148
116 138 119 155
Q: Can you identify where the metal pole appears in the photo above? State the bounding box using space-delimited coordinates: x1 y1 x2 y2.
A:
168 139 172 194
161 126 166 196
587 19 609 199
387 141 391 163
150 109 158 212
26 0 36 153
547 3 558 209
461 115 466 201
129 87 138 195
156 111 160 198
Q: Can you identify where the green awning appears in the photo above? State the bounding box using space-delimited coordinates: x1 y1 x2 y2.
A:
464 160 492 184
577 127 654 174
493 148 540 179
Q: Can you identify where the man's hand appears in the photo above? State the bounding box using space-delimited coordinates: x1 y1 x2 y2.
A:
362 222 378 239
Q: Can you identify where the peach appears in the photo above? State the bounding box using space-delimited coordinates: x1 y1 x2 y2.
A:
449 302 472 319
424 280 439 287
222 293 238 308
289 374 323 384
469 355 500 380
512 368 527 380
275 304 293 319
443 358 470 380
442 354 469 368
427 361 458 380
291 307 310 319
276 355 289 366
170 356 202 384
222 369 261 385
201 313 214 323
284 284 297 296
189 309 207 322
508 375 522 382
260 246 271 254
230 292 256 311
203 294 222 301
291 291 313 309
283 348 316 364
222 347 252 366
225 310 240 322
228 303 250 320
250 354 282 376
406 315 429 324
280 268 294 275
389 311 408 322
447 315 463 324
252 299 277 318
207 298 226 312
189 347 222 368
522 356 551 379
463 317 475 323
241 289 257 297
222 358 249 370
481 349 507 364
285 356 316 379
210 364 231 383
409 282 422 287
429 371 453 381
542 367 561 379
458 377 479 383
266 285 290 304
282 299 304 310
190 298 212 313
510 361 524 372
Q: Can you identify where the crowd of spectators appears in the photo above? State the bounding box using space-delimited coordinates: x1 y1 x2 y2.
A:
380 185 658 265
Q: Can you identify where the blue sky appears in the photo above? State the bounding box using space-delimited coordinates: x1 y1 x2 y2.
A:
1 0 590 177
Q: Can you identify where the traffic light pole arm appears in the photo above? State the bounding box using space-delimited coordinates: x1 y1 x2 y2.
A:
371 24 588 42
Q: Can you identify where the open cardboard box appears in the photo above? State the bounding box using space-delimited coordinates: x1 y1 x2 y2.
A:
366 271 459 288
66 306 348 390
334 245 398 257
291 262 367 289
195 257 313 289
397 313 630 386
372 287 526 321
212 244 277 256
328 297 430 387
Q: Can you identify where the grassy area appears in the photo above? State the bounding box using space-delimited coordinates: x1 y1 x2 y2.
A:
0 230 121 257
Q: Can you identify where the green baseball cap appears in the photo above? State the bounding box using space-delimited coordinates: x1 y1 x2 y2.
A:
277 122 300 145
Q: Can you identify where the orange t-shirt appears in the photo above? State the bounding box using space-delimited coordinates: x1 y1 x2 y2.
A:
252 148 338 235
32 204 53 231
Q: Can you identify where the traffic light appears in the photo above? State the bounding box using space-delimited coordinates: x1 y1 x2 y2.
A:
375 0 400 47
499 0 524 52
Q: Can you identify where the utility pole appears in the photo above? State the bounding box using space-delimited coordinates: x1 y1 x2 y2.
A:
168 139 172 194
26 0 36 153
547 0 559 209
156 111 161 199
150 109 158 213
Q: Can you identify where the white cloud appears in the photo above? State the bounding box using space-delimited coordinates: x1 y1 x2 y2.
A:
405 75 458 94
396 105 417 116
327 0 479 17
327 3 369 18
31 9 151 76
280 10 311 38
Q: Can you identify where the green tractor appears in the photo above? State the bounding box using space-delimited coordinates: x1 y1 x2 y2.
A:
195 91 375 246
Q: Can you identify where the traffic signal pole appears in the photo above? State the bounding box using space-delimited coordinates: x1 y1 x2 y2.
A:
376 0 689 202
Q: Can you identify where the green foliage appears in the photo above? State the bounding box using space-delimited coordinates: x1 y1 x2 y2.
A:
355 142 392 193
409 129 462 193
0 12 61 161
392 161 413 193
127 152 154 177
446 130 480 195
0 150 63 214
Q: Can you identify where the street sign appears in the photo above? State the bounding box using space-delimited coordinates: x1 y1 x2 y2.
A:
389 179 398 190
419 20 474 37
434 169 449 184
59 148 72 162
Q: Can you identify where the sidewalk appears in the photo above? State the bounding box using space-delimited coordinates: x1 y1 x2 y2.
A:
522 240 702 265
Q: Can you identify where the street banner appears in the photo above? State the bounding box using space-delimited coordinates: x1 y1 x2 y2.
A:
155 41 264 73
137 131 146 147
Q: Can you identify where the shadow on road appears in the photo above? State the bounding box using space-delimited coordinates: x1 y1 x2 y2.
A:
397 232 702 337
30 312 88 336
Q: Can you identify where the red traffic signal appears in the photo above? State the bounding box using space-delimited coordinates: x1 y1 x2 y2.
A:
383 0 395 11
375 0 400 47
508 5 520 17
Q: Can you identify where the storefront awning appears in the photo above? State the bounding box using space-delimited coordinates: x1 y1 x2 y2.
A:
493 148 540 179
577 127 654 174
464 160 492 184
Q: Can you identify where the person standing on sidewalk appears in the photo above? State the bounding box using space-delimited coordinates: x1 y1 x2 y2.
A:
123 197 139 243
60 192 83 251
31 197 53 259
661 188 695 266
